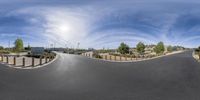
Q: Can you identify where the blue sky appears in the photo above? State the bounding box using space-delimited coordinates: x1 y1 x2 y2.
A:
0 0 200 49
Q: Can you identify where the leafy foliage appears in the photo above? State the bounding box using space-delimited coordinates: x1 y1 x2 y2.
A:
167 45 173 52
118 42 130 54
14 38 24 52
136 42 145 54
93 52 102 59
154 42 165 54
0 46 3 50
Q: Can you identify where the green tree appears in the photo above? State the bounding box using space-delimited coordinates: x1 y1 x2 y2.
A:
136 42 145 54
118 42 130 54
14 38 24 52
154 42 165 54
0 46 3 50
27 44 31 50
167 45 173 52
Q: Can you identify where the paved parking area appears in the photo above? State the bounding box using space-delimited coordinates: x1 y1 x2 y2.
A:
0 51 200 100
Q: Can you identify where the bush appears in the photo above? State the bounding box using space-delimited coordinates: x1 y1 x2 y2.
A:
136 42 145 54
14 38 24 52
0 46 3 50
92 52 102 59
167 45 173 52
0 50 10 54
154 42 165 54
117 42 130 54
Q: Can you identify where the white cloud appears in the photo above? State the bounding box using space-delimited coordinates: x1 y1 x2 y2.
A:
43 10 89 46
15 6 99 48
6 3 200 48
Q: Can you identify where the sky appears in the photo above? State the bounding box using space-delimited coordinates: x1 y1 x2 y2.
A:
0 0 200 49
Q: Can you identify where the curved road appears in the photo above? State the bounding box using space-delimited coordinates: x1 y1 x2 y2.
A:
0 51 200 100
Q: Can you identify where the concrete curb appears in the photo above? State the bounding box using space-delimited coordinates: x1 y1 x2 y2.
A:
82 50 186 63
2 54 59 70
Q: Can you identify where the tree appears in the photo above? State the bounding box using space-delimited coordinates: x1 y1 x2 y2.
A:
26 44 31 50
14 38 24 52
136 42 145 54
167 45 173 52
118 42 130 54
154 42 165 54
0 46 3 50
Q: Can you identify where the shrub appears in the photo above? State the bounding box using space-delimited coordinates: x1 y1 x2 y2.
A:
117 42 130 54
154 42 165 54
136 42 145 54
93 52 102 59
14 38 24 52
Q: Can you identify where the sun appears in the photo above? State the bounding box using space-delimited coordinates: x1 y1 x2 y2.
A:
58 24 71 32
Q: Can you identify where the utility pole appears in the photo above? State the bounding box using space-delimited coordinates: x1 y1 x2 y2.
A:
77 42 80 50
8 40 10 51
54 42 56 51
50 44 53 51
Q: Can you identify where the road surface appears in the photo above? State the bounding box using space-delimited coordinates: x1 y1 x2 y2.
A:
0 51 200 100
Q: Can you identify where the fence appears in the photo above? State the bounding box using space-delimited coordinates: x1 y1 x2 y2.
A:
82 53 155 61
0 54 55 67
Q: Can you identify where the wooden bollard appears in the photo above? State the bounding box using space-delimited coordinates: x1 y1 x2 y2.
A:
114 56 116 61
199 53 200 60
125 56 127 61
2 55 3 62
110 55 111 60
6 56 9 63
105 55 107 60
32 57 35 66
45 57 48 63
22 58 25 66
120 55 121 61
49 56 51 61
130 55 132 60
13 57 16 65
40 58 42 65
0 55 2 61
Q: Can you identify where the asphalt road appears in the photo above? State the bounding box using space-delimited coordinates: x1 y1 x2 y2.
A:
0 51 200 100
